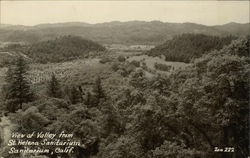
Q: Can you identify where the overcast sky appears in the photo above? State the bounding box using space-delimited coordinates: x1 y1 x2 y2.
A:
1 1 249 26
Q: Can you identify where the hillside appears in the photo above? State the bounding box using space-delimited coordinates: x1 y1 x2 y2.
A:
28 36 106 63
213 22 250 36
1 36 106 63
0 21 249 44
148 34 236 62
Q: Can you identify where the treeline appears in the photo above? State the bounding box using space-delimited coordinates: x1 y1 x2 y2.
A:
148 34 236 63
0 36 249 158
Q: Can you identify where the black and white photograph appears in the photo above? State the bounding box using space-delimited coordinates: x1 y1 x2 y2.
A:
0 1 249 158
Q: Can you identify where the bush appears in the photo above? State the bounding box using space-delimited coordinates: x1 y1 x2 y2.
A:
117 56 126 62
154 63 171 71
111 62 120 72
130 60 140 67
99 57 111 64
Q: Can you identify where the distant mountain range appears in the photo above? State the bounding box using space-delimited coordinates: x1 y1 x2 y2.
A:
0 21 249 44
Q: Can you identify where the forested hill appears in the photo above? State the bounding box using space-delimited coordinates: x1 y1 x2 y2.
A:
0 21 249 44
3 36 106 63
29 36 106 63
148 34 236 63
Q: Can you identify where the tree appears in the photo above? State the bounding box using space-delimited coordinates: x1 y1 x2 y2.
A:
117 55 126 62
92 76 105 106
47 73 62 98
85 91 92 107
69 86 82 104
15 106 49 133
165 37 250 158
101 101 125 137
4 57 34 112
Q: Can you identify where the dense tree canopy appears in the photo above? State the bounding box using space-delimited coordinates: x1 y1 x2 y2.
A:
148 34 236 62
28 36 106 63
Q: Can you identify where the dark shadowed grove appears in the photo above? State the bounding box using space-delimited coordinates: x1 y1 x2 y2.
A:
0 21 249 158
